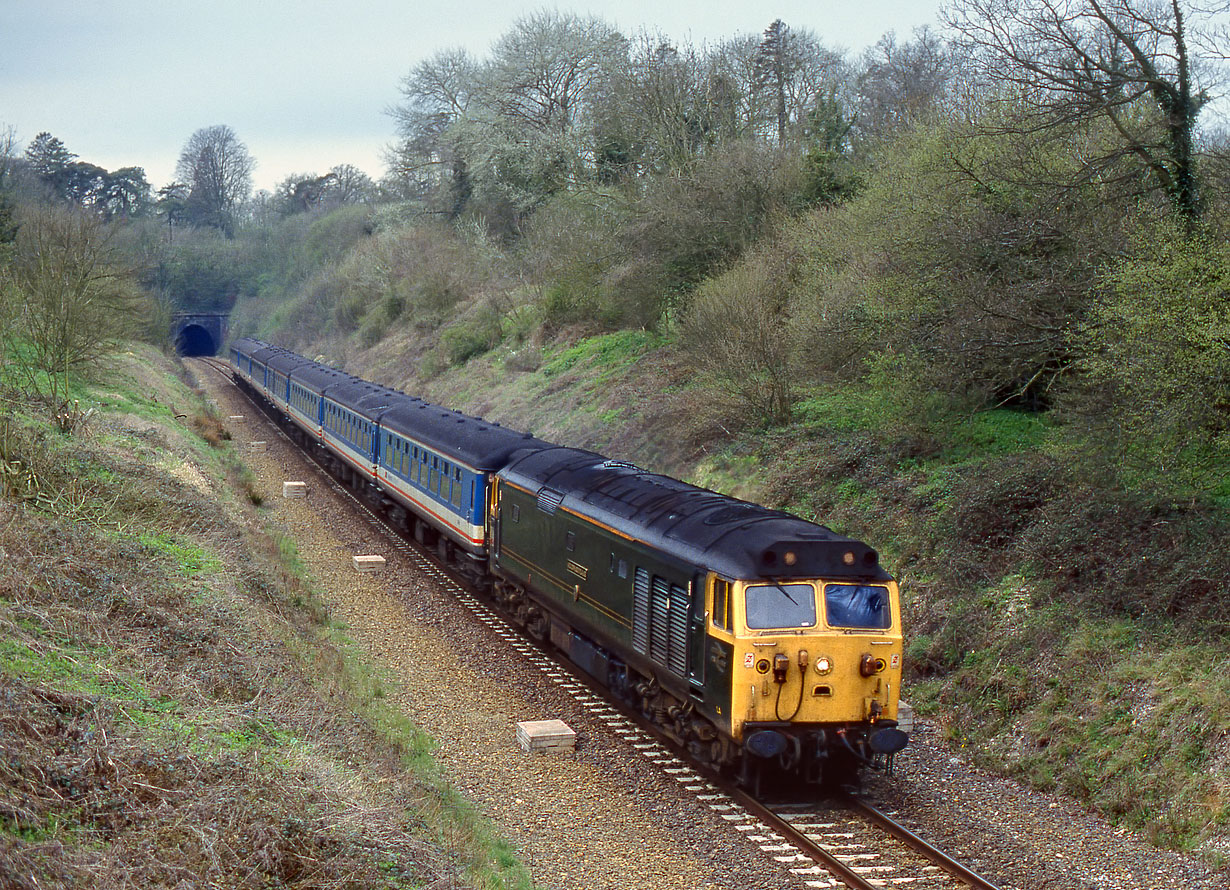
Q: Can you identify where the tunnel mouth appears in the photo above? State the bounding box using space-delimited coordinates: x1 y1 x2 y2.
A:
176 324 217 356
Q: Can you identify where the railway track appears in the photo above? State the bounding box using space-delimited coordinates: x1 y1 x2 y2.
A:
191 355 1007 890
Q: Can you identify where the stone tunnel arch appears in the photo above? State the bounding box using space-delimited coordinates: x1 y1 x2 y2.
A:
176 323 217 356
172 313 228 357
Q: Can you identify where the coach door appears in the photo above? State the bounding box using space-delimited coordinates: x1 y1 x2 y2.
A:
489 477 501 560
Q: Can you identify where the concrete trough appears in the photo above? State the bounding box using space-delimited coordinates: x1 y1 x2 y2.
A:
227 415 245 423
282 481 308 498
353 554 386 573
248 440 267 452
516 719 576 754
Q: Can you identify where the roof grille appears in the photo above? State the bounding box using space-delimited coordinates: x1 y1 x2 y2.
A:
536 487 564 514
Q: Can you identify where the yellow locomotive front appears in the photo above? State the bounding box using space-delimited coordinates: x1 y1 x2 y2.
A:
705 571 908 785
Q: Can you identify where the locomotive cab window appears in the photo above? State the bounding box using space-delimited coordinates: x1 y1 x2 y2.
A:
823 584 892 630
744 583 817 630
712 577 733 631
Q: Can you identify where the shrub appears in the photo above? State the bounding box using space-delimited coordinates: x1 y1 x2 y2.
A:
678 246 799 427
440 305 504 366
1070 219 1230 500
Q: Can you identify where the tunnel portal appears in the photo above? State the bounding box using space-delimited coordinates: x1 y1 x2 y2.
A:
172 313 228 357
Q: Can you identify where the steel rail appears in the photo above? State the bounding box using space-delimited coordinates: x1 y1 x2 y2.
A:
726 787 883 890
842 793 1003 890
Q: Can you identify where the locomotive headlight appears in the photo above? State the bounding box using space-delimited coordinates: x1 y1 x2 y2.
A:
814 655 833 675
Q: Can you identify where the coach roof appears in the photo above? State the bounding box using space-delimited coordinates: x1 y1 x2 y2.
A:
380 400 552 471
287 361 356 393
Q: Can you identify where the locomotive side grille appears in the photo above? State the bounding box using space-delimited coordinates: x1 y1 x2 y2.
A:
632 568 650 656
668 583 688 676
650 576 670 664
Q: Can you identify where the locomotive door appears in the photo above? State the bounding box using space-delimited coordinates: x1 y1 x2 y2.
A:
687 573 707 695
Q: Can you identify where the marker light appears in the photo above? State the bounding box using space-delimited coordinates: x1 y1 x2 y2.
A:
814 656 833 675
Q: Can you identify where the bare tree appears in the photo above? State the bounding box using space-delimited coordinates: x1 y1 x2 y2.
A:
324 164 374 206
175 125 254 235
482 10 627 136
389 48 479 211
1 205 148 406
854 27 960 145
946 0 1228 221
0 125 20 189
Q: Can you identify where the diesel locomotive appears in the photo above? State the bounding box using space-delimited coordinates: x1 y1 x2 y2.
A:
229 337 909 788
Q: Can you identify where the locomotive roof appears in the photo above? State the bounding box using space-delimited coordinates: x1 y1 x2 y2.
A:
499 447 891 583
380 400 554 471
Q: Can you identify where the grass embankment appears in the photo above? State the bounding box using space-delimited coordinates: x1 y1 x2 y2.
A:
345 329 1230 861
0 344 531 889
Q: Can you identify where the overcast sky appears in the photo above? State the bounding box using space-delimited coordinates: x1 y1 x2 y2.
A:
0 1 944 193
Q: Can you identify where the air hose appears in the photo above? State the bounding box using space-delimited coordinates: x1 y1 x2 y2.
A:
775 663 807 721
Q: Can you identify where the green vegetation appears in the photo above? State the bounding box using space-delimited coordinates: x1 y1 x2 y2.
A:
0 346 531 888
4 2 1229 865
